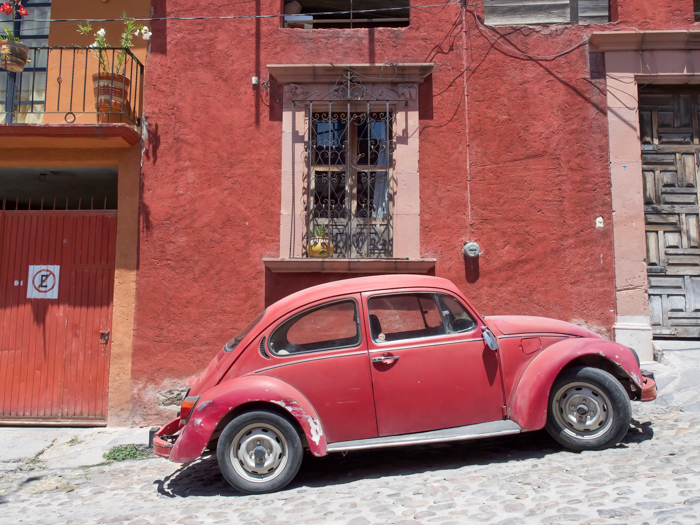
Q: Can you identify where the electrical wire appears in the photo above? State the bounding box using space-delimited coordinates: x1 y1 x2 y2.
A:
17 1 460 24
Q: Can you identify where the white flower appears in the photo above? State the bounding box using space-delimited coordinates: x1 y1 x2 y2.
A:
133 29 140 36
96 28 106 37
141 28 152 41
89 41 98 48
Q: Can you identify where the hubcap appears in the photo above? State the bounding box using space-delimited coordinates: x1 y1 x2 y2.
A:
552 381 613 439
230 423 288 483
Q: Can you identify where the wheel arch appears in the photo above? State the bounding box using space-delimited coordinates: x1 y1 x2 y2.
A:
509 338 643 432
206 401 309 452
169 375 328 463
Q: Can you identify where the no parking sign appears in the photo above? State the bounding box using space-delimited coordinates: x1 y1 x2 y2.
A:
27 265 60 299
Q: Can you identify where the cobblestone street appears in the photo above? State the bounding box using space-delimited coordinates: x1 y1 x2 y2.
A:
1 349 699 525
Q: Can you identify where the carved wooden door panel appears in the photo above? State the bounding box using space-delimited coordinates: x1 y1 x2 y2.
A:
640 86 700 337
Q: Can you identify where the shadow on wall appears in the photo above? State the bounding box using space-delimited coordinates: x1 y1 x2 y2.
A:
464 254 479 283
264 267 436 307
150 0 167 54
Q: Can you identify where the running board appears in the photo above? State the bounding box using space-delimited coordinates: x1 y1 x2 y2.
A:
326 420 522 453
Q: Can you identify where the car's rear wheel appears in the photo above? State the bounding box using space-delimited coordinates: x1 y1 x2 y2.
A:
216 410 303 494
545 366 631 452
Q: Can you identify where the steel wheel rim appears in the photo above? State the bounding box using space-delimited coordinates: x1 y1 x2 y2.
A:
552 381 614 439
230 423 288 483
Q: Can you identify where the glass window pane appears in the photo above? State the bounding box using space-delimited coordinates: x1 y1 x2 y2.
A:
357 118 389 166
313 114 347 165
368 293 446 343
357 171 389 219
312 171 347 219
269 300 360 355
436 295 477 333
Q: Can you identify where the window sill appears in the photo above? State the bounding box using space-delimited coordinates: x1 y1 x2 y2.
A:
263 258 436 274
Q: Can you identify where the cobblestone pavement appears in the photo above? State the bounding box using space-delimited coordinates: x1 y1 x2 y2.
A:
1 354 700 524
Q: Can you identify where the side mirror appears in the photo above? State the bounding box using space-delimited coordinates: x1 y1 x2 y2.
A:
481 326 499 351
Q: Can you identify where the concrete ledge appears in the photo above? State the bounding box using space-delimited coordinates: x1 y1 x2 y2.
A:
0 123 141 148
263 258 436 274
589 31 700 52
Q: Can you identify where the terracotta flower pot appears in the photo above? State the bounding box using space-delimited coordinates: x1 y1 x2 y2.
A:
308 237 334 258
92 72 131 113
0 40 29 73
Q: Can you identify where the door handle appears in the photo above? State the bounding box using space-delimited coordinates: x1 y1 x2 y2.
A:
372 355 400 363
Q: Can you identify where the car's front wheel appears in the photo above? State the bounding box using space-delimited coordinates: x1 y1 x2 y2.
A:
545 366 631 452
217 410 303 494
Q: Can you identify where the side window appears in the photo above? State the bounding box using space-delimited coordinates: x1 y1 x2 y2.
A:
269 300 360 356
367 293 446 343
436 295 477 334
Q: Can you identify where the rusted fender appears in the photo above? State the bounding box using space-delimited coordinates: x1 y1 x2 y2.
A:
509 338 643 432
169 375 327 463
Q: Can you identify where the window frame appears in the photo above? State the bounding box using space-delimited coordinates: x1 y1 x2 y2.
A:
268 298 363 357
366 291 479 345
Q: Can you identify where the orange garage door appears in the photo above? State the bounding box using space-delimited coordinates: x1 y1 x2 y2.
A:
0 210 116 423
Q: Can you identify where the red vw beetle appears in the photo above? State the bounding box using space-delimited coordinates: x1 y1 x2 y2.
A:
154 275 656 494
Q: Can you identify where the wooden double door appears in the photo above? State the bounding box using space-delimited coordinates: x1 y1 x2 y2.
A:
640 86 700 337
0 211 116 422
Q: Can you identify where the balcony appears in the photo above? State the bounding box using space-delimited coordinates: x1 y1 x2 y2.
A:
1 46 144 147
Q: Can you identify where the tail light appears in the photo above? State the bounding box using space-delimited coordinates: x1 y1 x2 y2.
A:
179 395 201 423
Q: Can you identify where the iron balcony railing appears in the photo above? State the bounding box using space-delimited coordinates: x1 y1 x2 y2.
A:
1 46 144 126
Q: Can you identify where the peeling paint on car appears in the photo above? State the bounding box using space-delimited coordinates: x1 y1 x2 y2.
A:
306 416 323 445
194 418 202 426
196 400 211 411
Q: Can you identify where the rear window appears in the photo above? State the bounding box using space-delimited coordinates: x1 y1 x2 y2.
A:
225 310 266 352
269 300 360 356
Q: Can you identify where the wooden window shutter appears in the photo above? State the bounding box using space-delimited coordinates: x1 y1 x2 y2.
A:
484 0 609 25
484 0 571 25
576 0 610 24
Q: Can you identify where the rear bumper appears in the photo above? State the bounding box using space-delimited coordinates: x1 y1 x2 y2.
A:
153 417 181 459
640 372 657 402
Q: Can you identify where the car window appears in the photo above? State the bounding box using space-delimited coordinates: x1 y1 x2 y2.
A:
269 300 360 356
225 310 266 352
436 294 477 333
367 293 446 343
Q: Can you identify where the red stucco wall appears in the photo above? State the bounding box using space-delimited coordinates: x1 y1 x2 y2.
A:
132 0 698 422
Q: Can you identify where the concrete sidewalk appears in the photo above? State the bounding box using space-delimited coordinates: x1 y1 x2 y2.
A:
0 344 697 473
0 426 150 472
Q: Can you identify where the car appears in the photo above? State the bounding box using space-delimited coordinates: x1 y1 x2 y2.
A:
153 274 657 494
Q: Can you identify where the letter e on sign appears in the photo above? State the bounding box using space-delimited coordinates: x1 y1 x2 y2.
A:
27 265 60 299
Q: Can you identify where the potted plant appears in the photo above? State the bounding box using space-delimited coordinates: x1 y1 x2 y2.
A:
0 1 29 73
77 14 151 115
308 224 334 258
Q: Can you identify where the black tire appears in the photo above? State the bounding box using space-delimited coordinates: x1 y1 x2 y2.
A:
216 410 303 494
545 366 631 452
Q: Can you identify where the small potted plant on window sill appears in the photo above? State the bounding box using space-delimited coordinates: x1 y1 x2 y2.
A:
308 224 334 258
0 1 29 73
77 14 151 119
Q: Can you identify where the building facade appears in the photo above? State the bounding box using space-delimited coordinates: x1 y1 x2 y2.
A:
1 0 699 424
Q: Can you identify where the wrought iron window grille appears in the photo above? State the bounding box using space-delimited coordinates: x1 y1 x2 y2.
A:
286 70 416 260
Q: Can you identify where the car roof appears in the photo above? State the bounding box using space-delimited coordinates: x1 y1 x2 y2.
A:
266 274 462 320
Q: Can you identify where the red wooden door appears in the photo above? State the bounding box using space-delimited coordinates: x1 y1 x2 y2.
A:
0 211 117 422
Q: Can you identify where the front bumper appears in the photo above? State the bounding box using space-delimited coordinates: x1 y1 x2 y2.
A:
153 417 181 459
640 372 657 402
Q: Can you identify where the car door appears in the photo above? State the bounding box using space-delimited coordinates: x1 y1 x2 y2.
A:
364 290 505 437
255 294 378 444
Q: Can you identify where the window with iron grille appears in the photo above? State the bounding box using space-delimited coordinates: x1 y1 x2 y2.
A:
696 0 700 22
308 106 393 259
484 0 609 26
0 0 51 123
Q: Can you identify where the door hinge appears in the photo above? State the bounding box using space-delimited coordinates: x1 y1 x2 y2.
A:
502 406 507 419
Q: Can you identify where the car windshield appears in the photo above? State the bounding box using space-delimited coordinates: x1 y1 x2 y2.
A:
225 310 266 352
